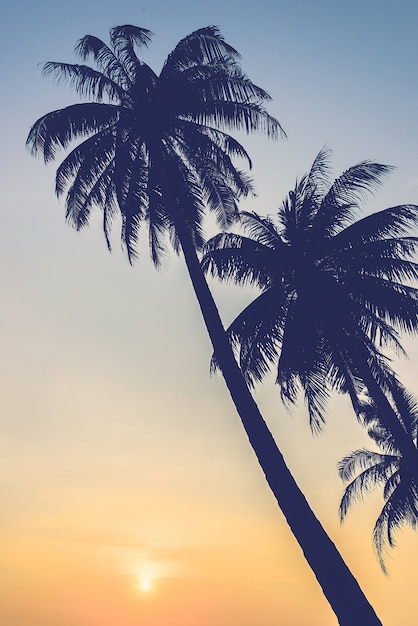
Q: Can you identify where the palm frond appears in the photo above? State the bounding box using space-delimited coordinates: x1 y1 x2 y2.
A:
298 146 333 229
388 383 418 439
339 453 391 520
239 211 285 248
338 375 418 574
75 35 125 77
26 103 119 162
276 299 322 407
327 238 418 284
64 153 114 229
233 288 289 386
329 205 418 248
202 233 280 289
346 275 418 336
338 448 389 484
317 162 394 237
102 185 118 251
193 100 284 139
170 122 252 227
161 26 241 76
301 367 331 433
177 119 253 168
55 128 114 197
110 25 153 81
42 61 125 102
184 69 276 106
372 476 418 573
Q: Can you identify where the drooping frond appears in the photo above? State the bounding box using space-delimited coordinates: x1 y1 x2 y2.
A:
26 103 119 162
338 377 418 573
372 474 418 574
42 61 125 102
170 119 253 228
388 383 418 439
55 128 114 197
65 159 114 231
326 237 418 284
193 99 284 139
198 166 240 228
329 205 418 250
339 449 400 536
239 211 284 249
147 203 171 268
202 232 280 289
179 66 275 107
210 287 289 386
113 142 149 263
75 35 131 87
342 272 418 338
117 151 148 263
102 184 119 251
300 366 331 433
178 120 253 167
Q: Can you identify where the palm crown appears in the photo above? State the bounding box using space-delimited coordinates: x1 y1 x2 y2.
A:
26 25 283 263
339 386 418 573
202 148 418 431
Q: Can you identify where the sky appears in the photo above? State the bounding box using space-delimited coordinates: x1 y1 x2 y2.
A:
1 0 418 624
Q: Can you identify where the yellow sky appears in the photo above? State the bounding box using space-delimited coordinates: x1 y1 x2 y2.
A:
2 243 418 624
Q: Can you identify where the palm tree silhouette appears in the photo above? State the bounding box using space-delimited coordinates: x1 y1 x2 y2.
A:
202 147 418 483
339 385 418 574
27 28 381 624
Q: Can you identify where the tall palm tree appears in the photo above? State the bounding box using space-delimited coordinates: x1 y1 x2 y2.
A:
27 29 381 624
202 147 418 483
339 386 418 574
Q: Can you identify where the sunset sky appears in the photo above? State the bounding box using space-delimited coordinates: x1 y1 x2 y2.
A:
1 1 418 624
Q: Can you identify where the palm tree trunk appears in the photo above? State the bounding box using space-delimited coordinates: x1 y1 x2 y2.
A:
177 226 382 626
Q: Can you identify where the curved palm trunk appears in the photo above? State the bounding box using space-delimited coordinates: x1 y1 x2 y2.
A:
177 226 381 626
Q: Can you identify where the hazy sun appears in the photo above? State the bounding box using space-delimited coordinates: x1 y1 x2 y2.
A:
139 576 152 592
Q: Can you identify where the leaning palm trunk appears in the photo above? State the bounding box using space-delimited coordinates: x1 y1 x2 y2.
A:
178 224 382 626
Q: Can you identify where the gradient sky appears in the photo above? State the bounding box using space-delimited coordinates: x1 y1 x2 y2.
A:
1 1 418 624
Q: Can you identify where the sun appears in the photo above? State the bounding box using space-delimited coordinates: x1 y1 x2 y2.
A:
139 575 152 593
